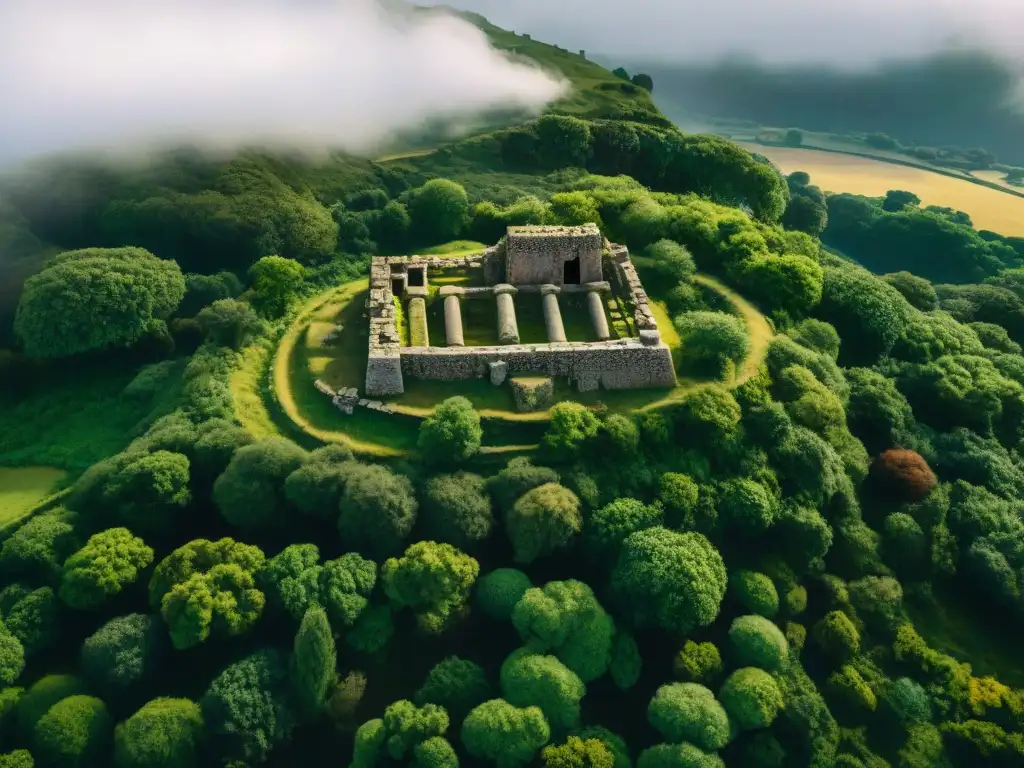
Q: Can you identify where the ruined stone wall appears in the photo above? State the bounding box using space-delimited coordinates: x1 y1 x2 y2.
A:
506 224 603 286
366 256 405 396
400 338 676 392
608 243 659 332
366 240 677 396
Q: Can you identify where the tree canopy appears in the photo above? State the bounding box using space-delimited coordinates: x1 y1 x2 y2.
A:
15 247 185 358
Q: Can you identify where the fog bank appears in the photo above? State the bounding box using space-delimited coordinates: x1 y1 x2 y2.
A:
427 0 1024 67
0 0 566 165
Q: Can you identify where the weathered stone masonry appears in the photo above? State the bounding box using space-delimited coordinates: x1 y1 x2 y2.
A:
400 338 675 392
364 227 677 396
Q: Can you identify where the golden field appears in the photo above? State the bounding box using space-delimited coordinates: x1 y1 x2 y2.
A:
740 143 1024 237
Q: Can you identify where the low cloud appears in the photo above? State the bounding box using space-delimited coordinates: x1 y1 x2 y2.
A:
428 0 1024 68
0 0 566 165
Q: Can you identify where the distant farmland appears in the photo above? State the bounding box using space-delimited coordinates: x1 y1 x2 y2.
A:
740 144 1024 237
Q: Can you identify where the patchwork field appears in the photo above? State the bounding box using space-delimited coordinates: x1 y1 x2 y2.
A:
740 143 1024 237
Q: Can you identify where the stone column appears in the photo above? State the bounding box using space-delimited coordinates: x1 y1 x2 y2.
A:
540 284 566 343
494 284 520 345
408 296 429 347
439 286 464 347
587 287 611 341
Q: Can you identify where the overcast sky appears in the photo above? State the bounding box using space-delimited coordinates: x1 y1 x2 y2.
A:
428 0 1024 66
0 0 565 165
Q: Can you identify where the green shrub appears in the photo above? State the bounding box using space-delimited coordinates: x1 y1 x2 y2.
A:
718 667 784 731
647 682 731 751
506 484 583 564
462 699 550 767
728 615 789 671
812 611 860 664
113 697 203 768
32 695 112 767
415 657 492 720
500 650 585 733
731 571 779 617
674 641 723 685
16 675 87 736
475 568 532 622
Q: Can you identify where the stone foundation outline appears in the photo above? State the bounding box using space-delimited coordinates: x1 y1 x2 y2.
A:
364 228 676 396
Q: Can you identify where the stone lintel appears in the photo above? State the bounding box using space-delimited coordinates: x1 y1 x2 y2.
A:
406 286 429 299
583 281 611 294
639 329 662 346
438 285 466 298
493 283 518 297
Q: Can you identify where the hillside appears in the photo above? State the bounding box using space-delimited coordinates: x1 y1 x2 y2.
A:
4 8 1024 768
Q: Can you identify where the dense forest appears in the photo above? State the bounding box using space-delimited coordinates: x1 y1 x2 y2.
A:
3 13 1024 768
630 49 1024 166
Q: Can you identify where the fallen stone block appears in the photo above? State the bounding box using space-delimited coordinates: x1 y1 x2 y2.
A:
511 377 554 412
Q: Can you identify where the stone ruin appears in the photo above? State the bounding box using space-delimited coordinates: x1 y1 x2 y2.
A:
364 224 677 397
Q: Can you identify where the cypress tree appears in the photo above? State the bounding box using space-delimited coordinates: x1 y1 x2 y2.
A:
294 607 337 719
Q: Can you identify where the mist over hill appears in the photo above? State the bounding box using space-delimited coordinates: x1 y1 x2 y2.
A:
0 0 565 165
619 50 1024 165
429 0 1024 163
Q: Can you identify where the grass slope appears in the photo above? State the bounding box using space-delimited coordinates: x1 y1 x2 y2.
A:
456 10 664 123
0 467 67 528
0 362 185 475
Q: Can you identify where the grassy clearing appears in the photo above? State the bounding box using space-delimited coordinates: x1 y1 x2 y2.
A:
0 467 68 527
229 342 285 441
740 143 1024 237
0 362 184 475
416 240 488 257
271 279 416 457
907 589 1024 688
268 265 775 454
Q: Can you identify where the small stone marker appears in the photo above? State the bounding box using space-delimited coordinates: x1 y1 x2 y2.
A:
489 360 508 386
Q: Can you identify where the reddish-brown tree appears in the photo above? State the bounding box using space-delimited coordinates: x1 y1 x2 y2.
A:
869 449 937 502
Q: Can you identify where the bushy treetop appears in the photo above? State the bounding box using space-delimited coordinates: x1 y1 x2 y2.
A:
32 695 112 768
612 527 727 635
500 650 585 733
113 697 203 768
718 667 784 731
728 615 789 672
506 484 583 564
512 580 615 683
15 247 185 358
418 396 483 465
462 699 551 767
60 528 154 611
647 682 731 752
476 568 533 622
213 438 309 535
257 544 376 629
338 463 419 558
383 541 479 635
149 538 266 650
421 472 494 551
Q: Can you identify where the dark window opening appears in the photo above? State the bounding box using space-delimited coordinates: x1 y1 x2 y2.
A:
563 256 581 285
391 279 404 295
408 268 425 287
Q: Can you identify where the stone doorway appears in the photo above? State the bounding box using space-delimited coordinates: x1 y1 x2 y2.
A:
391 278 404 296
563 256 581 285
408 267 426 287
